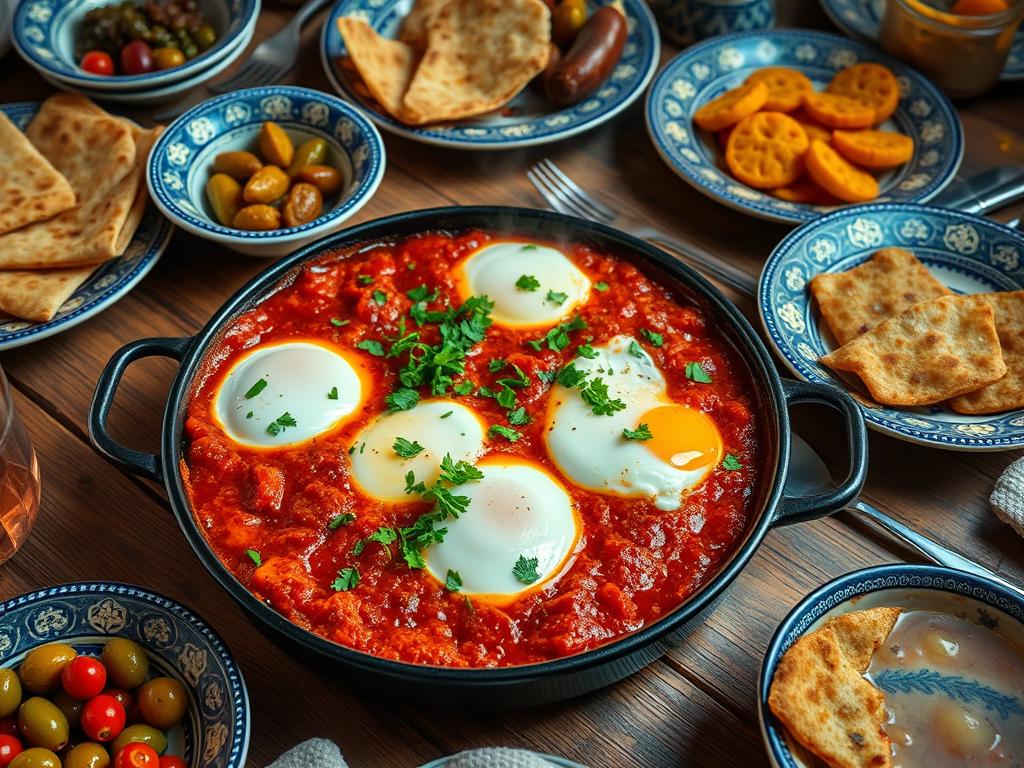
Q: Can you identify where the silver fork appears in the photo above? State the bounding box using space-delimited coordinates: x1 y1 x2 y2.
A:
527 159 759 297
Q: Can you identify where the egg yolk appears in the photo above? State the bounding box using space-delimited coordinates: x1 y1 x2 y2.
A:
639 405 723 472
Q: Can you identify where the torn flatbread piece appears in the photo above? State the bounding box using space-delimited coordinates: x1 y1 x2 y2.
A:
769 607 902 768
809 248 952 346
399 0 451 49
819 294 1007 406
950 291 1024 414
0 112 76 236
0 265 98 322
401 0 550 125
338 17 419 122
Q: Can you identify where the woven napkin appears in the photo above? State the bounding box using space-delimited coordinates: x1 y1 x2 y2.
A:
267 739 573 768
991 456 1024 538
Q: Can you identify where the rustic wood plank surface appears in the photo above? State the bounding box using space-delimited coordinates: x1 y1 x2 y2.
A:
1 1 1023 766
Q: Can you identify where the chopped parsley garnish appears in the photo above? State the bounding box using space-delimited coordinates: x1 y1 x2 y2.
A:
685 361 713 383
454 380 475 396
496 364 529 390
331 567 360 591
512 555 540 585
330 317 349 327
393 436 424 458
507 407 531 426
577 343 598 359
581 377 626 416
386 387 420 412
440 410 453 419
594 281 610 292
246 411 253 419
372 289 387 305
556 362 588 388
328 513 356 530
536 368 557 385
368 527 398 546
327 386 339 400
407 284 436 302
488 358 506 373
628 340 645 359
546 290 568 305
245 549 261 566
445 569 462 592
528 315 587 352
516 274 541 291
359 442 366 454
641 328 664 347
357 275 374 286
244 378 267 399
351 540 365 556
266 412 297 436
521 244 538 251
488 424 522 442
623 423 653 441
722 453 742 471
356 339 385 356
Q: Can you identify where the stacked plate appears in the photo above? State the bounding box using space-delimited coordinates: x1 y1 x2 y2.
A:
12 0 259 105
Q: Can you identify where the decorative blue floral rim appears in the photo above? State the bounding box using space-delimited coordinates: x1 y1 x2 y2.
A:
819 0 1024 81
759 202 1024 450
645 29 963 224
0 102 171 352
319 0 660 149
13 0 259 87
758 563 1024 768
0 581 250 768
147 86 385 241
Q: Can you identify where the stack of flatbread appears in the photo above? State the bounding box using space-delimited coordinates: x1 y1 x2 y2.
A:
0 93 163 323
337 0 550 125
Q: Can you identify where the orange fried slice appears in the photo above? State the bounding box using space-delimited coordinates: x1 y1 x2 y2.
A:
771 175 825 203
725 112 810 189
694 81 769 132
803 92 876 129
951 0 1008 15
744 67 814 112
827 63 900 125
833 130 914 169
805 139 879 202
791 110 834 145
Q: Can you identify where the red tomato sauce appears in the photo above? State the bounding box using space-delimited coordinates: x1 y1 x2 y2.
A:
181 230 760 667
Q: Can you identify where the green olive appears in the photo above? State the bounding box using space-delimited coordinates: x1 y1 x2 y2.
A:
19 644 77 694
53 689 82 730
9 748 61 768
286 137 328 177
205 173 243 227
111 723 166 754
152 47 186 70
0 669 22 717
101 638 148 690
64 743 111 768
18 697 68 752
194 23 217 50
137 677 187 729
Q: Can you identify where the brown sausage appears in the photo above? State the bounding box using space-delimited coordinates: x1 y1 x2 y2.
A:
532 42 563 95
544 7 627 107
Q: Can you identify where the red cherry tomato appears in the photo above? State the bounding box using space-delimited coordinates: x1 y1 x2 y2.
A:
158 757 186 768
80 50 114 75
0 735 22 768
0 719 16 738
81 694 126 742
62 656 108 700
115 743 159 768
120 40 154 75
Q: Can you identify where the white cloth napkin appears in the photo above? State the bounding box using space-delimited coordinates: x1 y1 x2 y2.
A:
991 455 1024 538
267 740 575 768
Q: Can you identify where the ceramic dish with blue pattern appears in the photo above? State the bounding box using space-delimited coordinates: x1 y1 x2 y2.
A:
759 563 1024 768
0 582 249 767
148 86 386 258
759 202 1024 451
645 29 963 224
319 0 659 150
0 102 172 352
13 0 259 91
819 0 1024 81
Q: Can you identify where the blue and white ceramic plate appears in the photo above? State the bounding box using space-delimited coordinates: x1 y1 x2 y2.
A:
759 564 1024 768
320 0 660 150
759 203 1024 451
13 0 260 90
819 0 1024 81
0 102 171 352
148 86 385 257
0 582 250 767
645 29 963 224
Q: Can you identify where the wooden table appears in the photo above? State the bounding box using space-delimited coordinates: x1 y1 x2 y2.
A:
1 2 1023 765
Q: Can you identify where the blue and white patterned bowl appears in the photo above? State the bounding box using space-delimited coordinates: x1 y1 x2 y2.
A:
0 102 172 352
661 0 775 47
819 0 1024 81
148 86 386 258
758 564 1024 768
645 29 963 224
320 0 660 150
13 0 259 91
0 582 249 768
759 202 1024 451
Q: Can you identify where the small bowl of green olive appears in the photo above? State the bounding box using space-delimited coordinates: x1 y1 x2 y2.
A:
0 582 249 768
148 86 386 258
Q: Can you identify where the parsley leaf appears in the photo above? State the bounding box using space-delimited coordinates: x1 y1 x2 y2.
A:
722 453 742 471
556 362 588 388
393 436 424 458
580 377 626 416
516 274 541 291
357 275 374 286
330 317 349 327
439 455 484 485
488 358 506 373
507 406 531 426
512 555 540 585
530 315 588 352
594 281 610 292
356 339 385 356
641 328 664 347
386 387 420 412
496 364 529 390
454 380 475 396
440 410 453 419
495 386 517 410
488 424 522 442
368 527 398 546
546 290 568 305
331 567 360 591
577 343 598 359
623 423 653 441
327 386 339 400
521 244 538 251
406 284 435 302
266 412 297 436
685 361 713 383
351 539 366 556
628 340 645 359
445 569 462 592
245 549 261 566
244 379 267 399
328 514 355 530
372 289 387 305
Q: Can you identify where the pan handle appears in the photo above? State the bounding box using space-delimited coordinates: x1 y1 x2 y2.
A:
772 379 867 526
89 336 192 482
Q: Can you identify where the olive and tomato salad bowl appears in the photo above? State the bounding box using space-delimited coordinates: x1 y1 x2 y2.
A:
12 0 259 91
88 206 868 706
0 583 249 767
147 86 386 258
